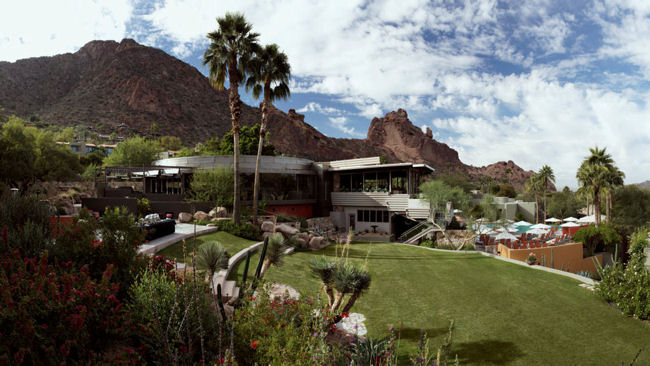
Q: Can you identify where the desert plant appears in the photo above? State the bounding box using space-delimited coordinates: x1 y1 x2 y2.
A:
331 262 357 312
259 232 286 278
310 257 337 308
340 267 372 314
195 241 230 287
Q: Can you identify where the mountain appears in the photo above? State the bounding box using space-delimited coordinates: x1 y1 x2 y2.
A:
0 39 537 189
635 181 650 190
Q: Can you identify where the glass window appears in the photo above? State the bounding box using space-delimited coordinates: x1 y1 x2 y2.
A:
383 211 389 222
370 210 376 222
351 174 363 192
391 170 408 194
377 172 389 192
364 172 377 192
357 210 363 222
363 210 370 222
340 174 352 191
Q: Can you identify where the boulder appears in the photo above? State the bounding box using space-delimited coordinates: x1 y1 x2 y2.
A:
297 232 310 242
268 283 300 301
211 217 230 222
261 221 275 233
194 211 209 221
209 206 228 218
262 232 274 240
309 236 324 250
296 238 307 248
178 212 192 223
276 223 299 236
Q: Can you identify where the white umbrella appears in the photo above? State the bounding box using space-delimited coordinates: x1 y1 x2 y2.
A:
563 217 578 222
484 230 498 235
545 217 561 223
530 223 551 229
526 228 548 235
513 220 532 226
495 232 518 241
560 222 581 228
453 209 463 214
476 218 488 222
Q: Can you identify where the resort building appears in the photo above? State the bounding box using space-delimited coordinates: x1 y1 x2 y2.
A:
82 155 435 239
491 196 537 222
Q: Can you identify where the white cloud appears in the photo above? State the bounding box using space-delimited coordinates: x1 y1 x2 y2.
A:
297 102 343 115
328 116 365 138
0 0 133 62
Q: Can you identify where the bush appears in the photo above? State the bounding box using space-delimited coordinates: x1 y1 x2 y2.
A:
0 193 53 257
187 167 234 207
596 228 650 320
214 220 261 241
128 269 226 364
573 224 622 256
420 239 435 248
0 250 140 364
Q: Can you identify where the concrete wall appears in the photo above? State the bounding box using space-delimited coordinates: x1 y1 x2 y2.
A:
517 202 537 222
265 203 313 218
154 155 315 175
498 242 602 274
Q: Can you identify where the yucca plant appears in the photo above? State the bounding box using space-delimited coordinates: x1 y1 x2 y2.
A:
309 257 337 308
341 268 371 314
259 232 285 278
331 262 356 312
195 241 230 288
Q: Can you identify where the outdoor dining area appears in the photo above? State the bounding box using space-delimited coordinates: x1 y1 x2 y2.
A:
473 215 599 253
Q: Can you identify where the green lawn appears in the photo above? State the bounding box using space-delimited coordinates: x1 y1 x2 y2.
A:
156 231 258 263
258 243 650 365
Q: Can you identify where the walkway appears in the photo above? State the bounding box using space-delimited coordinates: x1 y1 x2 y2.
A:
138 223 219 255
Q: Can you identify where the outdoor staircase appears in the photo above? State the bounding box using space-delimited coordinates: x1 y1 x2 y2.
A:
403 226 436 244
398 221 433 243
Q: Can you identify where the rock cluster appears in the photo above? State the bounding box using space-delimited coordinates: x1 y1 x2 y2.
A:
177 207 228 224
260 221 328 250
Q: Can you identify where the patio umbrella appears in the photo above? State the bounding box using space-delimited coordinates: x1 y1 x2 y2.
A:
453 209 463 214
476 218 488 223
526 228 548 235
495 232 518 241
530 223 551 229
545 217 561 223
513 220 532 226
563 217 578 222
560 222 581 228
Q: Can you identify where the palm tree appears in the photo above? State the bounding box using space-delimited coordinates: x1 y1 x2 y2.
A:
245 44 291 224
538 165 555 222
195 241 230 289
203 13 260 224
259 232 286 278
310 257 337 308
576 146 614 226
604 166 625 223
525 173 543 223
340 268 371 314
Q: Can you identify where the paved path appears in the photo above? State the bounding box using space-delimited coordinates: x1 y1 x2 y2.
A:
138 223 219 255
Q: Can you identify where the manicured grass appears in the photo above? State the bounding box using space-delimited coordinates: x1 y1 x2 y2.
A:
156 231 258 263
262 243 650 365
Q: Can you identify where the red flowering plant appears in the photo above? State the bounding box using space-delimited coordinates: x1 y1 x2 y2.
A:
0 249 142 365
233 284 343 365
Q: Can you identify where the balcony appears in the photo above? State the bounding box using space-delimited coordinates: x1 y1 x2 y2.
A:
331 192 430 220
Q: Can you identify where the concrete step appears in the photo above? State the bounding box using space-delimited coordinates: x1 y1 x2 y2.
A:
221 280 238 301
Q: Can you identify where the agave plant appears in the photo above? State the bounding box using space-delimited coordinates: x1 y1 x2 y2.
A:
259 232 285 278
195 241 230 288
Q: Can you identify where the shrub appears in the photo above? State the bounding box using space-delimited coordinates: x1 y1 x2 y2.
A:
420 239 435 248
0 193 53 257
214 220 261 241
573 224 622 256
596 228 650 320
0 250 140 364
128 269 226 364
136 197 150 218
187 167 234 207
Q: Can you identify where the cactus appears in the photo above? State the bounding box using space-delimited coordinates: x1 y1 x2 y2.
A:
614 243 618 262
242 251 251 285
551 248 554 269
255 237 269 280
216 284 227 321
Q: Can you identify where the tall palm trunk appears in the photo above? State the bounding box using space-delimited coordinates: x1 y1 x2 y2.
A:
534 194 539 224
341 292 360 314
606 190 612 224
542 178 547 222
586 196 590 216
229 64 241 224
593 187 601 226
252 77 271 225
323 285 335 308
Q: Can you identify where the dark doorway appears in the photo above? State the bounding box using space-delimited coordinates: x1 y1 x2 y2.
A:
392 214 419 239
349 214 356 231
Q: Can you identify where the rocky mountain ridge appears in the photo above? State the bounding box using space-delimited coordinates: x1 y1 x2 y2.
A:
0 39 537 189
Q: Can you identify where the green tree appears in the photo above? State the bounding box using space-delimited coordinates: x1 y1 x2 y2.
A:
604 166 625 224
246 44 291 224
54 127 76 142
216 125 276 156
0 117 37 188
612 185 650 231
538 165 555 222
573 224 622 256
576 146 615 226
158 135 183 150
32 130 82 181
496 184 516 198
199 136 221 155
204 12 260 224
547 190 580 220
103 136 161 166
188 167 234 207
419 180 471 220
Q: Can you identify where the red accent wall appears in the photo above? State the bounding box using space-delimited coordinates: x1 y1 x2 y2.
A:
266 204 313 218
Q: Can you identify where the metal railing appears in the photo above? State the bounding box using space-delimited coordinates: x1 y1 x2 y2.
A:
398 221 432 242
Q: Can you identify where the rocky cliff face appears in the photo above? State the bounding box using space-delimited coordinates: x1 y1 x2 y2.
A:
0 39 537 189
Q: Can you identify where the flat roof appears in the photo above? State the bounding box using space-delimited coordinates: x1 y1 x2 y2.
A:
328 162 434 172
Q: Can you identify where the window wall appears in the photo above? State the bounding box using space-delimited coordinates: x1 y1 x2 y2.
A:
338 170 408 193
240 173 316 201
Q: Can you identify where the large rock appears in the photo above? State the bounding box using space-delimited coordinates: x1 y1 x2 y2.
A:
309 236 325 250
276 223 299 236
209 206 228 218
297 232 310 242
296 238 307 248
178 212 192 223
261 221 275 233
262 232 274 240
194 211 209 221
268 283 300 301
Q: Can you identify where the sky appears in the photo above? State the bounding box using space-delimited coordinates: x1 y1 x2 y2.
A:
1 0 650 188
